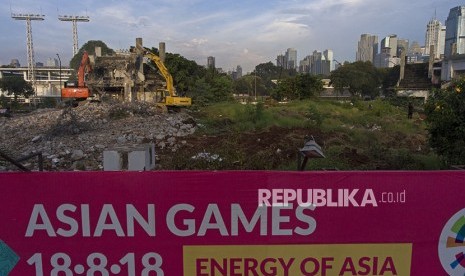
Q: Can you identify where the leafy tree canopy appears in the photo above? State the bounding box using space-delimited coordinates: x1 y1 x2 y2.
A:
254 62 296 91
164 52 206 94
425 78 465 164
69 40 115 71
0 76 34 99
272 74 323 101
330 61 381 98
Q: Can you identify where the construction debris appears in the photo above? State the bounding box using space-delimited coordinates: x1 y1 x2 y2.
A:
0 101 196 171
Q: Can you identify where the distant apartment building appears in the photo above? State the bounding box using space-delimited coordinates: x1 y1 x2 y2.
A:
229 65 243 80
444 6 465 58
323 49 334 72
442 6 465 81
356 34 378 63
286 48 297 69
207 56 215 69
299 56 311 73
299 49 333 76
374 53 400 68
276 48 297 70
276 54 286 68
397 39 409 57
46 57 59 67
425 18 446 59
406 41 428 63
381 34 398 58
9 59 20 68
374 34 407 68
236 65 242 78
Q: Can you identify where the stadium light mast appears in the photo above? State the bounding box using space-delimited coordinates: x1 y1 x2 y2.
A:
58 15 90 57
11 12 45 88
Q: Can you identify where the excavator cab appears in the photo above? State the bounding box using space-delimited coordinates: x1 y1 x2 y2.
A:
61 81 90 100
61 51 92 101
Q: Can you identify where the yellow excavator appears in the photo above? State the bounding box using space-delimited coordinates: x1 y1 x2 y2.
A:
142 48 191 111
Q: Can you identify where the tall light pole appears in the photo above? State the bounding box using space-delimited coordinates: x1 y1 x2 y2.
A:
11 12 45 99
56 53 61 99
58 15 90 56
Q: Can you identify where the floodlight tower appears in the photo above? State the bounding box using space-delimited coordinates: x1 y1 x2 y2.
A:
11 13 45 85
58 15 90 56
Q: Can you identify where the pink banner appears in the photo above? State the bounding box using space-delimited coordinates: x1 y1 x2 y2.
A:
0 171 464 275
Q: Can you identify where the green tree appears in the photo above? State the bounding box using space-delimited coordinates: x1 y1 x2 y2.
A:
296 74 323 99
164 52 206 94
208 74 234 102
379 65 400 97
272 74 323 100
189 78 213 106
234 77 249 94
0 76 34 100
254 62 295 94
69 40 115 81
425 78 465 164
330 61 381 98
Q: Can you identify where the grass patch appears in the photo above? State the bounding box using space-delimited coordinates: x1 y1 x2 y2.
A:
176 98 443 170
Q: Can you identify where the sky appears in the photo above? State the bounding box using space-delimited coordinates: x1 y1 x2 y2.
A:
0 0 463 73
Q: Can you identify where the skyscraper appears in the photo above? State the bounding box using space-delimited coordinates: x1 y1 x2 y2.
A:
46 57 59 67
286 48 297 69
9 59 20 68
323 49 334 72
381 35 398 57
425 18 446 59
444 6 465 58
298 50 332 76
397 39 409 58
236 65 242 78
356 34 378 63
207 56 215 69
276 54 286 68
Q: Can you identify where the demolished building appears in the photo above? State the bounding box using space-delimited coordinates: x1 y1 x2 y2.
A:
87 38 169 103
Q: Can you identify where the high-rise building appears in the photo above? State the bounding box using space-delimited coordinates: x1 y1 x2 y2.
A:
397 39 409 57
276 54 286 68
323 49 334 72
356 34 378 63
207 56 215 69
444 6 465 58
425 18 446 59
381 35 398 57
47 57 59 67
286 48 297 69
299 56 311 73
236 65 242 78
299 50 332 76
9 59 20 67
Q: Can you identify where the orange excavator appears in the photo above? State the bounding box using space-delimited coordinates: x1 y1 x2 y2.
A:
61 51 92 100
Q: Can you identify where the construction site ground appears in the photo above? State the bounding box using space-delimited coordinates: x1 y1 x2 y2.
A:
0 99 441 171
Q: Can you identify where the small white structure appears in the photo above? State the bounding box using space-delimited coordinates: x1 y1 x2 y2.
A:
103 144 155 171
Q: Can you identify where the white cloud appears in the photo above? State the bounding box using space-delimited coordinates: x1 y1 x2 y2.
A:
1 0 465 72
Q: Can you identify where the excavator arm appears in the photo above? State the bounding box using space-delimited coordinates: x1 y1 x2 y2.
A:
61 51 92 100
144 52 176 96
142 49 191 108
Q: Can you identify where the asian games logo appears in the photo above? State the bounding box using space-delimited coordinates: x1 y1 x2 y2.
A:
439 208 465 275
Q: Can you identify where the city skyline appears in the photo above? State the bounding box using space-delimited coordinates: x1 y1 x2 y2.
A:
0 0 463 73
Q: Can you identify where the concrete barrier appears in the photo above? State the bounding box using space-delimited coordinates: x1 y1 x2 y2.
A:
103 143 155 171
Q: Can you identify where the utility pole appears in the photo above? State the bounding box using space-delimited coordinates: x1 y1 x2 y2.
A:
56 53 62 99
11 12 45 94
58 15 90 57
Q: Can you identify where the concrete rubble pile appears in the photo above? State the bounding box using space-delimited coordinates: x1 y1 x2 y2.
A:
0 102 196 171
